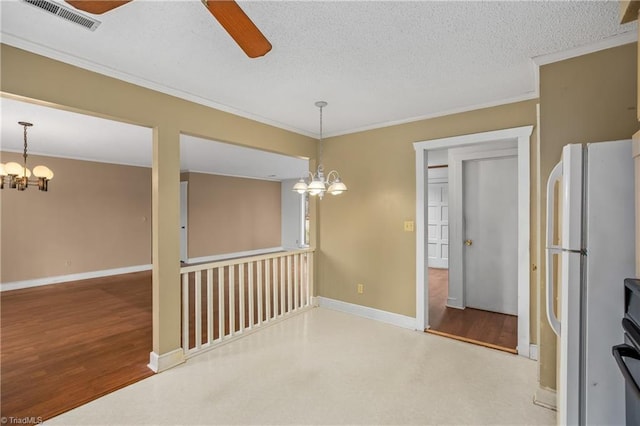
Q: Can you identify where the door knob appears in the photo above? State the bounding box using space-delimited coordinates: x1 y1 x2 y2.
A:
464 239 473 246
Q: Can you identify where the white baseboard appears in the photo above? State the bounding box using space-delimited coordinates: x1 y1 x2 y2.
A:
316 296 415 330
529 344 539 361
446 298 464 310
1 264 152 292
148 348 185 373
533 386 557 411
187 247 283 264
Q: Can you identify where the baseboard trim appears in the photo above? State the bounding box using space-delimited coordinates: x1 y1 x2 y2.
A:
316 296 415 330
187 247 283 265
529 344 539 361
1 264 152 292
148 348 185 373
533 386 557 411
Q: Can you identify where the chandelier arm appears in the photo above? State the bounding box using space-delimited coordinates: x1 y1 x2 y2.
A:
325 170 341 183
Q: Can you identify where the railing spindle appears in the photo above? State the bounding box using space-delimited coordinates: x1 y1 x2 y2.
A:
229 265 235 336
273 258 279 318
294 254 299 310
287 255 293 313
280 257 286 316
248 262 254 329
182 273 189 351
265 259 271 322
257 260 263 326
239 264 245 332
195 271 202 349
218 267 225 341
207 269 213 344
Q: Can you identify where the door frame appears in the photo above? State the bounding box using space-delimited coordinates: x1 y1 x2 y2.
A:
180 181 188 263
413 125 533 357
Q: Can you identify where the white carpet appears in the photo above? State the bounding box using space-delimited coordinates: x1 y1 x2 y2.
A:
46 307 555 425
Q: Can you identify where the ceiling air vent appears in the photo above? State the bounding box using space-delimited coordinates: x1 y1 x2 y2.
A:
22 0 101 31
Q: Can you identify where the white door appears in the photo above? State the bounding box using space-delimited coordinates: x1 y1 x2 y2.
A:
180 181 188 263
463 155 518 315
427 170 448 268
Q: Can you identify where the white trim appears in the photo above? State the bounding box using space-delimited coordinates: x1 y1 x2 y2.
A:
148 348 185 373
529 344 539 361
533 386 557 411
0 264 152 292
413 125 533 358
325 93 539 138
532 31 637 67
0 34 317 139
316 296 415 330
2 31 635 141
530 31 637 101
180 181 188 263
187 247 283 265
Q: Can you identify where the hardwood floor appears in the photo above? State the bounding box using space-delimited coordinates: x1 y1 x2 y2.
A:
427 268 518 353
1 271 154 424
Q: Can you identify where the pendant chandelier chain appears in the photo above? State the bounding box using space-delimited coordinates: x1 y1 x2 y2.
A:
290 100 346 198
22 124 29 170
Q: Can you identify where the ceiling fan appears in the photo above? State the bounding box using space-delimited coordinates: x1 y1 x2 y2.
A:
64 0 272 58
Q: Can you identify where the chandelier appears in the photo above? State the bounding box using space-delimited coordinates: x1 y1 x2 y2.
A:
292 101 347 199
0 122 54 191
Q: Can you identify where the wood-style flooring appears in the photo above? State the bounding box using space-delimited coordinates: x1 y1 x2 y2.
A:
0 271 154 424
427 268 518 353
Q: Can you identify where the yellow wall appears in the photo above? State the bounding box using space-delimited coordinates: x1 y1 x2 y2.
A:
2 40 636 382
537 42 638 389
0 44 316 358
318 100 539 322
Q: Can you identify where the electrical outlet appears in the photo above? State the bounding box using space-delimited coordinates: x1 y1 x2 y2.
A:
357 283 364 294
404 221 414 232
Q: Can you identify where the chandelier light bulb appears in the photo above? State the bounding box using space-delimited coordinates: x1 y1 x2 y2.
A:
33 165 54 180
5 162 23 176
292 178 308 194
0 163 6 177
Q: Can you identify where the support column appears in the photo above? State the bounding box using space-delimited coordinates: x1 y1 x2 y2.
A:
148 125 184 373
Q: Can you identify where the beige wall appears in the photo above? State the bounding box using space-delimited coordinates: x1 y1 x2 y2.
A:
1 152 151 283
537 43 638 390
0 155 282 283
0 44 316 357
184 173 281 258
318 100 539 326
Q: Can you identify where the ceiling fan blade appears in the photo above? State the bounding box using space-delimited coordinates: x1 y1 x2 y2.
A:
65 1 132 15
203 0 272 58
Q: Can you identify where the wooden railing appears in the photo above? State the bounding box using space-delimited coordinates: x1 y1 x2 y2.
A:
180 248 314 358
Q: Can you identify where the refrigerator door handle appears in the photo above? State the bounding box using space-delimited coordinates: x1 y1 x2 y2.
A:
545 161 562 336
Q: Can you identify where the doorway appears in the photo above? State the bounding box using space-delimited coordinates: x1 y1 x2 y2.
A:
414 126 533 357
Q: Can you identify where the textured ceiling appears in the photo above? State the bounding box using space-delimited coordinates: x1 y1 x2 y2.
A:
1 0 636 138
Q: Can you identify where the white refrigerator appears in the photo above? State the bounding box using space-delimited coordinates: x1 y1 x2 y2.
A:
546 139 635 425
